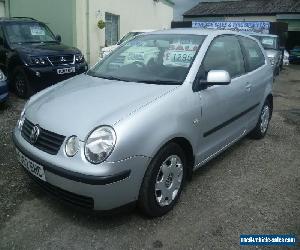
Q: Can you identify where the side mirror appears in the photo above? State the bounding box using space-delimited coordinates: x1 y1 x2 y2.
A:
205 70 231 85
193 70 231 92
55 34 62 42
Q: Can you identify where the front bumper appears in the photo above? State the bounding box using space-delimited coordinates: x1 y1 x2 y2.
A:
12 128 151 210
24 62 88 92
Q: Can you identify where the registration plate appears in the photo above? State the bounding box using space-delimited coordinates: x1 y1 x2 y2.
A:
16 149 46 181
57 67 75 75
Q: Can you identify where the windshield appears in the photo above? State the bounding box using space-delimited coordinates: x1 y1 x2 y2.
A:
253 35 277 50
117 32 142 45
4 22 56 44
88 34 206 85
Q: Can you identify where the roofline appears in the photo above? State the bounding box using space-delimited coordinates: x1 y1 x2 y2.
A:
160 0 175 7
246 32 278 37
183 12 300 18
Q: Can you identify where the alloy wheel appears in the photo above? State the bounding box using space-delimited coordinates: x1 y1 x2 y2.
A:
260 105 270 134
155 155 183 207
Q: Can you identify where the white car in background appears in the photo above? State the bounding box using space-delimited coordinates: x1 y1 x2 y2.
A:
283 50 289 66
100 29 156 59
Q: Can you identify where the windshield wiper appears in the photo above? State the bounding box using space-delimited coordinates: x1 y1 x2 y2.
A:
136 79 182 85
92 74 131 82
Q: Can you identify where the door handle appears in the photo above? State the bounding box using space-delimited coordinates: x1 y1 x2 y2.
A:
245 83 252 92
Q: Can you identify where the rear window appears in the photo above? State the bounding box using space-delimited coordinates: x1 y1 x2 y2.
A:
239 37 265 72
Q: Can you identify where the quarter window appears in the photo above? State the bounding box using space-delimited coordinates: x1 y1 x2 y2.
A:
239 37 265 72
202 35 245 78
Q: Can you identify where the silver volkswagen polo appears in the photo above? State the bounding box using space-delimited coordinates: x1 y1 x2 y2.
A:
13 29 273 217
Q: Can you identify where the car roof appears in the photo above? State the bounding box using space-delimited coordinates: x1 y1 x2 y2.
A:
0 17 40 24
245 32 278 38
131 29 156 33
146 28 252 38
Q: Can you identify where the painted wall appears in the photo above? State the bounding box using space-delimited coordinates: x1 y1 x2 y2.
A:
0 1 5 17
76 0 174 65
8 0 75 46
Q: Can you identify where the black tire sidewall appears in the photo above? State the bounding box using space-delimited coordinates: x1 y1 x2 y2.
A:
13 66 30 98
139 143 187 217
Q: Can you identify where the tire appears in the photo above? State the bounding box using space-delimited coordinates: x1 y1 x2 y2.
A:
249 100 271 139
138 143 187 217
275 65 280 76
13 66 31 98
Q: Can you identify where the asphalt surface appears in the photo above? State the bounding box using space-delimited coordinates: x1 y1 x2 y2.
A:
0 66 299 250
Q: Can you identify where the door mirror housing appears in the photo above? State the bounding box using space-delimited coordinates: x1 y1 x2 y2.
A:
193 70 231 92
206 70 231 85
55 34 62 42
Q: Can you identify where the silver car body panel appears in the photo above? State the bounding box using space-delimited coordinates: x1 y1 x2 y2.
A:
13 29 273 210
266 49 281 68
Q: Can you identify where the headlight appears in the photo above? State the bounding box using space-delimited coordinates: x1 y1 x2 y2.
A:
30 56 50 66
17 103 27 130
65 136 79 157
0 69 7 81
84 126 116 164
268 57 275 65
75 54 84 63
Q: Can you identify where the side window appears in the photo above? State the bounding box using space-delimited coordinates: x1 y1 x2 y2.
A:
239 37 265 72
202 35 245 78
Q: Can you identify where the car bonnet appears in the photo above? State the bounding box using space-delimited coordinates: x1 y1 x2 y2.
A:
24 74 177 140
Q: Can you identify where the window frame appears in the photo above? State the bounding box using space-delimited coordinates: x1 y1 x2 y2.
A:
105 12 120 46
237 35 266 73
197 34 247 82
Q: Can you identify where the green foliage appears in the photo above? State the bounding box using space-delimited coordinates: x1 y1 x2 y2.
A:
97 20 105 29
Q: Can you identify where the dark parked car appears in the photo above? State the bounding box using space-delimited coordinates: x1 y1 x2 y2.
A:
0 17 88 98
0 69 8 103
289 46 300 63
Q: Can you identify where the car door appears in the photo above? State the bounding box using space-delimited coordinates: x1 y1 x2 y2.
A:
193 35 250 165
238 36 271 130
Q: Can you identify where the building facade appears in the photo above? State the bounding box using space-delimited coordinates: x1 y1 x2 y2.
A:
183 0 300 50
3 0 174 64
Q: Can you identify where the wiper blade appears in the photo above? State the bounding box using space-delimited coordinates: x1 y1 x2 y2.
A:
136 79 181 85
95 75 131 82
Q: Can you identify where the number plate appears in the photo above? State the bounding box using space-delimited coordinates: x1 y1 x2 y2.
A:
57 67 75 75
16 149 46 181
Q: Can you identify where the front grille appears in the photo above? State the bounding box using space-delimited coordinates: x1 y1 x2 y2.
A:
48 55 74 66
27 171 94 209
21 119 65 155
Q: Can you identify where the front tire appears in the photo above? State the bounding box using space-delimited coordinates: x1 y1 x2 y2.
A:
138 143 187 217
13 66 31 98
249 100 271 139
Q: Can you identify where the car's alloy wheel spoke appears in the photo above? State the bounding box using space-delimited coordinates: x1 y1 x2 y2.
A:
155 155 183 207
260 105 270 133
16 76 25 95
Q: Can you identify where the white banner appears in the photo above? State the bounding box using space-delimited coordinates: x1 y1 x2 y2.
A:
192 21 271 34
